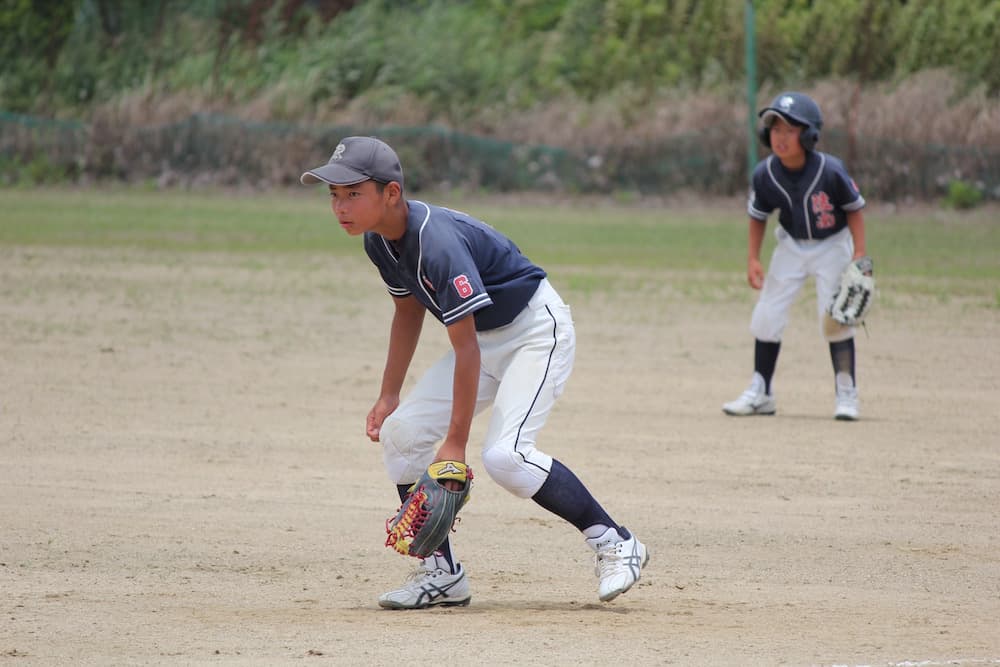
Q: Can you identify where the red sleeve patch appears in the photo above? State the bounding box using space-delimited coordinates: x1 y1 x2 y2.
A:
452 275 473 299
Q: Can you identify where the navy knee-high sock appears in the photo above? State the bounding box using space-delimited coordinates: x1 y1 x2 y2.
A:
531 459 627 538
754 339 781 394
829 338 856 384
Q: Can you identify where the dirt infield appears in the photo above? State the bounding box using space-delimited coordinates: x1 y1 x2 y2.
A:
2 245 998 666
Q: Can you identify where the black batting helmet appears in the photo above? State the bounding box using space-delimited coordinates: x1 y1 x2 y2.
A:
758 92 823 151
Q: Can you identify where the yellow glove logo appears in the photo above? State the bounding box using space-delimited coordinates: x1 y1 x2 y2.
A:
429 460 469 483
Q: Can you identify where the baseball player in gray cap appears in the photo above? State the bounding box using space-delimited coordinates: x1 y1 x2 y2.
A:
301 136 648 608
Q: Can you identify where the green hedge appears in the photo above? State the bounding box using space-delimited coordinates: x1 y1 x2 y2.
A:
2 0 999 117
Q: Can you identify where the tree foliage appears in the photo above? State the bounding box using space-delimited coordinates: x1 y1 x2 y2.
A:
2 0 999 117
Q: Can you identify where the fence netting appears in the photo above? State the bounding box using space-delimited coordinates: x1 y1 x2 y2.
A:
2 111 998 201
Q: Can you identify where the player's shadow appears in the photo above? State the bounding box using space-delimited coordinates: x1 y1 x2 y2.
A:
719 411 883 422
753 412 883 422
504 600 637 614
371 600 640 614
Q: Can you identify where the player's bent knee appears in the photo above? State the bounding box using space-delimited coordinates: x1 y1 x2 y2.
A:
378 415 414 452
381 451 427 486
481 446 548 499
750 324 784 343
380 416 436 484
750 307 786 342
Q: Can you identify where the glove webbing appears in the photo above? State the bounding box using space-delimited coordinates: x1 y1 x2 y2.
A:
384 488 430 556
844 284 871 320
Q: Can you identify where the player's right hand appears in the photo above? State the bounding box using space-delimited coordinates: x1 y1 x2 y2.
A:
747 258 765 290
366 395 400 442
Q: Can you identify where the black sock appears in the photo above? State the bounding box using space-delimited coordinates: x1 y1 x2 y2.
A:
531 459 619 533
829 338 856 384
754 339 781 394
396 483 456 573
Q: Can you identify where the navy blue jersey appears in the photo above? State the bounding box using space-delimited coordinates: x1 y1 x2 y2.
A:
364 201 546 331
747 151 865 240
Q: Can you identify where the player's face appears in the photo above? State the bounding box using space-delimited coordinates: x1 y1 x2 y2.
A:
328 181 396 236
768 117 806 165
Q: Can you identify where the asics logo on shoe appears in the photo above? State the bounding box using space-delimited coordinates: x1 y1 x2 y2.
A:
413 576 464 606
622 546 643 576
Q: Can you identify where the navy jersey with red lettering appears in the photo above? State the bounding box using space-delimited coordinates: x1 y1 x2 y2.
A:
747 151 865 240
363 200 545 331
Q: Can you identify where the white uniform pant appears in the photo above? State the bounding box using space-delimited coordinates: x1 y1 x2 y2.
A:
379 279 575 498
750 226 855 343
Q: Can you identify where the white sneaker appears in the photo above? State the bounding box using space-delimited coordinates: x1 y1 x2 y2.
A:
377 554 471 609
586 527 649 602
834 373 860 421
722 372 776 416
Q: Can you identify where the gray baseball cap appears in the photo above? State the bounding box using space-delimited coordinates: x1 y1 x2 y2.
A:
300 136 404 187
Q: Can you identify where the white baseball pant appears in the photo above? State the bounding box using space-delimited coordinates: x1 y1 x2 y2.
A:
750 226 855 343
379 279 575 498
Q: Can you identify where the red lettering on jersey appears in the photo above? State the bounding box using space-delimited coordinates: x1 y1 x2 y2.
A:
811 191 836 229
453 275 474 299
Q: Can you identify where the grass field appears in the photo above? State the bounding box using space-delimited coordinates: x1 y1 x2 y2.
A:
2 188 999 292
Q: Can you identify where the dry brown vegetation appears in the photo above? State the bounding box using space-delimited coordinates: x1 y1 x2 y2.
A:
95 71 1000 150
6 70 994 198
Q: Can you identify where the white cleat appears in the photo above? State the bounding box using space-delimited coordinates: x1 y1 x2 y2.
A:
722 372 776 416
834 373 860 421
586 527 649 602
378 554 471 609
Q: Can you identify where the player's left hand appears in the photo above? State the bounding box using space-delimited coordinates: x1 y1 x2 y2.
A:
852 252 872 273
829 256 875 326
434 438 467 489
385 460 473 558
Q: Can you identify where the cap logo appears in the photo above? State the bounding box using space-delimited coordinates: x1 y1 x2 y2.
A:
779 95 795 111
331 143 346 161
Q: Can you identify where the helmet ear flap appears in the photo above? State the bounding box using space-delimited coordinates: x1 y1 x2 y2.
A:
800 126 819 151
758 122 819 151
758 125 771 149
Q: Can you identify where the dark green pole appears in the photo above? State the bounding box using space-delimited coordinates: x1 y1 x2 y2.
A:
745 0 758 181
